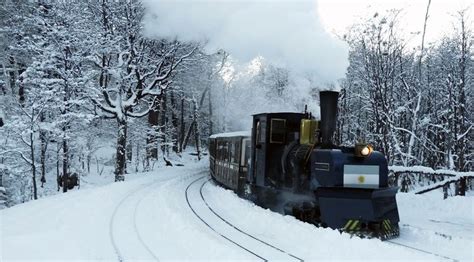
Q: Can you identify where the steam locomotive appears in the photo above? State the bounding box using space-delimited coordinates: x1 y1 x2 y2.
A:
209 91 400 239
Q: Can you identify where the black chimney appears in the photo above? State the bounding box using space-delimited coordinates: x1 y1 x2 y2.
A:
319 91 339 147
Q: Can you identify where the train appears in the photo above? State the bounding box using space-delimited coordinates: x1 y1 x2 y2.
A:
208 91 400 240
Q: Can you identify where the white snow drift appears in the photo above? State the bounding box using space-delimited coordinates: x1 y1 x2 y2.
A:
1 160 472 261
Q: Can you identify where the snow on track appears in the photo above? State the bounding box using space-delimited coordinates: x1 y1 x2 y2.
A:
133 170 257 261
1 162 210 261
201 179 471 261
186 177 267 260
109 177 168 261
393 193 474 261
186 177 303 261
1 160 472 261
200 179 303 261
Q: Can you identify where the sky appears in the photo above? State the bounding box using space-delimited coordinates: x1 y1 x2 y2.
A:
318 0 473 45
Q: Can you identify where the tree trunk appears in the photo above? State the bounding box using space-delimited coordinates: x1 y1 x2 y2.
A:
40 113 47 188
179 97 185 153
114 118 127 181
17 67 26 105
183 120 195 151
126 143 132 165
193 99 201 160
456 12 467 175
40 138 47 188
8 56 16 94
146 98 159 162
30 132 37 200
170 90 179 153
87 153 91 174
62 137 69 193
160 92 167 155
57 144 60 191
458 177 466 196
135 142 140 172
208 87 213 136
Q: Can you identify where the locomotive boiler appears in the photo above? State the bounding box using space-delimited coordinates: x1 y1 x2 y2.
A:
209 91 400 239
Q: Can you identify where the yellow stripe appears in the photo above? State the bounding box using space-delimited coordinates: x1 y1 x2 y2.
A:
382 220 391 231
344 220 353 230
349 220 359 231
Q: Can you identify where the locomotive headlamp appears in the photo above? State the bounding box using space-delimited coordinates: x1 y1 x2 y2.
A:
361 146 371 156
355 143 373 157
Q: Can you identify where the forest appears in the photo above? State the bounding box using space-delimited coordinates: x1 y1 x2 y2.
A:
0 0 472 206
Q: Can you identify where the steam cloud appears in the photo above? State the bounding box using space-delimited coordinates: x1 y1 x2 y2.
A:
142 0 349 83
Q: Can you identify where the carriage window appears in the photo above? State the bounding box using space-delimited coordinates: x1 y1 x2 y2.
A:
220 141 226 161
229 141 235 162
242 139 250 166
234 140 240 163
270 118 286 143
224 141 229 161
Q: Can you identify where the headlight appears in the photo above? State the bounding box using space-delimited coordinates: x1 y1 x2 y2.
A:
361 146 371 156
355 144 373 157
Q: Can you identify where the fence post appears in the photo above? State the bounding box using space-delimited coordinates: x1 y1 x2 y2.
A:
443 183 448 199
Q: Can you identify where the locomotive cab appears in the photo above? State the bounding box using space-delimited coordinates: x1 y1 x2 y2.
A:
249 112 309 190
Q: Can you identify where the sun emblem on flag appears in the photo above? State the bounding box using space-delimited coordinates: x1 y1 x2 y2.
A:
358 175 365 184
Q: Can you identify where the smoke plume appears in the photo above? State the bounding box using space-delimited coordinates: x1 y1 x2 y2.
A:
142 0 349 83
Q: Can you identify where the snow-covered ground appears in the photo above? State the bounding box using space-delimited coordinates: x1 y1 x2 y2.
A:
1 159 473 261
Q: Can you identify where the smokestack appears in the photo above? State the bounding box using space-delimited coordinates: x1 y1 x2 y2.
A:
319 91 339 147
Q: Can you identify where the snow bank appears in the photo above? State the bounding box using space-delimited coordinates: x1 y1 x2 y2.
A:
389 165 474 194
2 159 472 261
395 193 474 261
390 165 474 177
202 182 470 260
0 161 208 261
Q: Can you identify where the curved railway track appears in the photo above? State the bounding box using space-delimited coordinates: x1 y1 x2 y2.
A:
109 174 197 261
110 172 203 262
201 179 304 261
133 185 161 261
109 181 161 262
185 176 304 261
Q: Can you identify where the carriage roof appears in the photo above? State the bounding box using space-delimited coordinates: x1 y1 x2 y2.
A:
209 131 250 139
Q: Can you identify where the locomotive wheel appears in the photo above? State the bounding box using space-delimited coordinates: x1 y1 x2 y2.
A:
284 201 319 223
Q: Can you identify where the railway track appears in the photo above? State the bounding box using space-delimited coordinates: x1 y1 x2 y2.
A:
133 184 161 261
401 223 473 241
185 176 304 261
386 219 472 261
109 173 196 261
109 181 161 262
109 172 461 261
110 172 204 262
385 240 457 261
